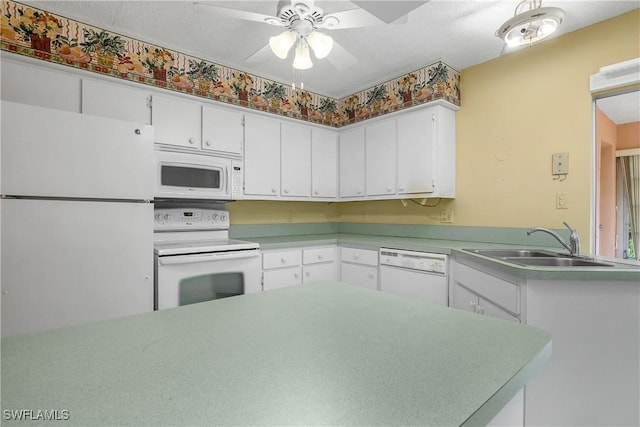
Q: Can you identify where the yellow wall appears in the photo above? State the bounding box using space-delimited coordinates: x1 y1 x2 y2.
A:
231 10 640 248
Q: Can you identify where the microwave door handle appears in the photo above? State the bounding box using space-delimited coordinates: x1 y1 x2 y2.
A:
158 250 259 265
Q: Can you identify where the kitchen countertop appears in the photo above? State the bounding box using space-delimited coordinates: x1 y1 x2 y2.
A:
248 233 640 281
1 281 551 426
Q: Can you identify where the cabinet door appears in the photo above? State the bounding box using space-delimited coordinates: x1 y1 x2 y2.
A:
340 263 378 290
303 263 336 283
202 104 243 155
244 114 281 196
263 267 302 291
281 122 311 197
311 128 338 198
1 60 80 112
339 127 365 197
82 78 150 124
397 108 435 194
478 297 519 323
451 282 479 313
151 94 201 148
365 119 397 196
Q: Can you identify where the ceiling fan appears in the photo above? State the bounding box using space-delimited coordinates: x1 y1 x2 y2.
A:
194 1 428 71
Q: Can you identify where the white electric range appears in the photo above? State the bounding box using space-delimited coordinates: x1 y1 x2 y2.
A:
153 207 261 310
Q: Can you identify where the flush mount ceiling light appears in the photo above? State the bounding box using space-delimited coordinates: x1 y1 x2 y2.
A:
496 0 565 48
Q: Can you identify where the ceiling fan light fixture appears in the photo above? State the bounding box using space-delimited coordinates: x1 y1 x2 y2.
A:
269 30 297 59
306 31 334 59
496 0 564 48
292 40 313 70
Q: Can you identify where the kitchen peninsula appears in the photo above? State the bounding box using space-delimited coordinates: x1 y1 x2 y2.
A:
1 281 551 426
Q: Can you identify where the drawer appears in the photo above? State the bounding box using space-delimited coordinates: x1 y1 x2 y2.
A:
263 267 302 291
453 262 520 314
340 247 378 266
303 247 336 265
263 249 302 270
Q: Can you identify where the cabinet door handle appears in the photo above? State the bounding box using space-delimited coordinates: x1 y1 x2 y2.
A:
386 187 393 192
188 137 195 144
294 273 299 278
317 255 323 260
354 254 360 260
281 257 286 263
357 190 363 194
284 189 289 194
271 188 277 194
313 190 319 195
305 271 310 277
368 272 375 278
399 186 405 192
134 129 141 135
205 140 211 146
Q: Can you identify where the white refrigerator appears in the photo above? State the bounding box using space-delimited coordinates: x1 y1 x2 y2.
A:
1 101 154 337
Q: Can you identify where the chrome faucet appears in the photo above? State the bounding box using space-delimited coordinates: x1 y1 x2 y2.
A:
527 221 581 256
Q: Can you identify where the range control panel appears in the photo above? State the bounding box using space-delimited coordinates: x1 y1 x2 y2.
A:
154 208 229 231
379 248 448 275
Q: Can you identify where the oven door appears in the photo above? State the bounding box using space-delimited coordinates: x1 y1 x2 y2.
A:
155 249 261 310
154 150 232 200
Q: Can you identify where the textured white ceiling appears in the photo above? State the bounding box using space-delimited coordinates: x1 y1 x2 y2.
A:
19 0 640 98
597 91 640 125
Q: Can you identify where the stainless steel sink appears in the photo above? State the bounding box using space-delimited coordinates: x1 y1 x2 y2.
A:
466 249 559 258
464 248 620 268
504 257 615 267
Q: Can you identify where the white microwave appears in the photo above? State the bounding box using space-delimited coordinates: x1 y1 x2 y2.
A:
154 149 243 200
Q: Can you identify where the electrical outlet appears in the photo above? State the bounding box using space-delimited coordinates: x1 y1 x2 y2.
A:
556 192 568 209
440 208 454 223
552 152 569 175
283 211 294 222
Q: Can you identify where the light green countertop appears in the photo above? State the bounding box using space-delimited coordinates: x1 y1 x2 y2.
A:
249 233 640 281
1 281 551 426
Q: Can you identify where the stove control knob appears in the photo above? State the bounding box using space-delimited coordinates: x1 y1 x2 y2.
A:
163 214 170 221
212 213 219 222
220 213 228 222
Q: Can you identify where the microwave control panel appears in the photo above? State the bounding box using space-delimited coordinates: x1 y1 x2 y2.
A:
154 208 229 231
231 160 243 199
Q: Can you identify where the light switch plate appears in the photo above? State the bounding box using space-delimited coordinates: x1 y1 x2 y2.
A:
552 152 569 175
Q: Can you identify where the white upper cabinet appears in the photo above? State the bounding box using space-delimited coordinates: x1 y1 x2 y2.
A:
201 104 243 156
281 122 311 197
311 128 338 198
151 94 201 148
339 127 366 197
397 108 435 194
82 78 151 125
1 59 81 113
397 105 456 197
244 114 281 196
365 118 397 196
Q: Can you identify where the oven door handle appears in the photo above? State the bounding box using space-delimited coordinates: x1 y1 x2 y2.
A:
158 250 260 265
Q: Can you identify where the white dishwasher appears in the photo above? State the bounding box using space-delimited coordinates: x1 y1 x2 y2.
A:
379 248 448 306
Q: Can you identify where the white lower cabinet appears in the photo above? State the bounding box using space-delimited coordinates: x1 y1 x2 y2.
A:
450 260 521 322
339 247 378 290
262 246 337 291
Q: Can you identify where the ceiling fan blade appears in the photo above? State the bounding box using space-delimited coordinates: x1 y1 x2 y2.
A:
325 41 357 70
350 1 429 24
193 2 284 26
245 43 274 63
318 8 386 29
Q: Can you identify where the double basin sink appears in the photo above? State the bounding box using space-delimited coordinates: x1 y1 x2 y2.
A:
465 249 616 268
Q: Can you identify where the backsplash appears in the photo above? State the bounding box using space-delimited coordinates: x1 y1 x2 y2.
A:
1 0 460 127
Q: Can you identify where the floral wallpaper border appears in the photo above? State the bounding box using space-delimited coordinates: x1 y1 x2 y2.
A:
1 0 460 127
